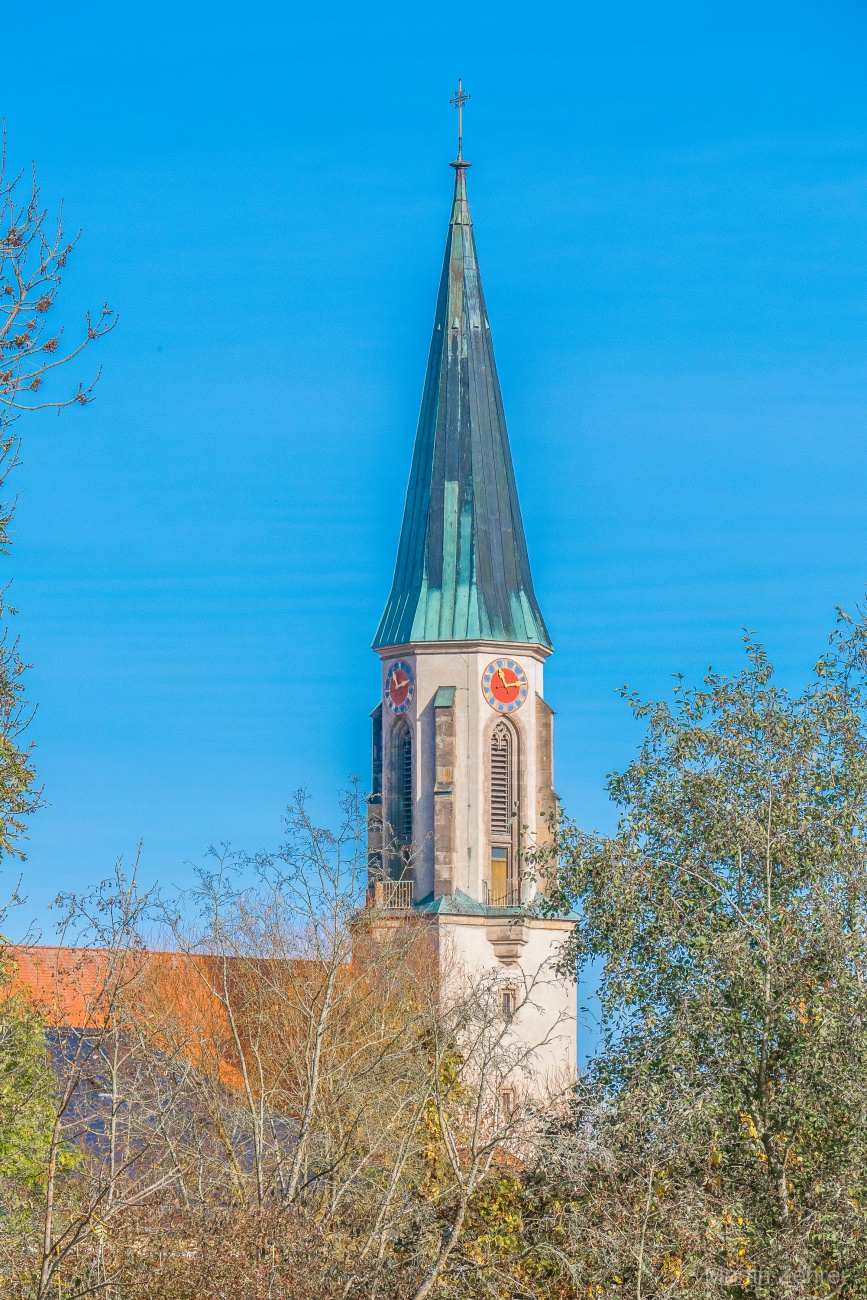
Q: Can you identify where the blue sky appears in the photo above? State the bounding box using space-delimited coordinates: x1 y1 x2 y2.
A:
4 0 867 927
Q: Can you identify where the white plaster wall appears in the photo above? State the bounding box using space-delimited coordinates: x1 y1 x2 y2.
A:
438 916 577 1088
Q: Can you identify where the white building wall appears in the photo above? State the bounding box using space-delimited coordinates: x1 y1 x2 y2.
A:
437 915 577 1087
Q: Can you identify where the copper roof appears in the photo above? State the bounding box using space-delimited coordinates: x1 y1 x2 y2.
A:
373 159 551 651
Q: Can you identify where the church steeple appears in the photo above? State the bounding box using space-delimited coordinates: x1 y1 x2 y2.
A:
366 117 574 1085
373 153 552 651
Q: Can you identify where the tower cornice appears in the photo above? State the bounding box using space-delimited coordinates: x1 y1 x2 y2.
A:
374 639 552 664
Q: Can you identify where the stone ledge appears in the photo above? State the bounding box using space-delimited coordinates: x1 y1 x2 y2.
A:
485 922 529 967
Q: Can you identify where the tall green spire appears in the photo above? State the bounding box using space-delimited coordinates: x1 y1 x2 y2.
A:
373 159 552 652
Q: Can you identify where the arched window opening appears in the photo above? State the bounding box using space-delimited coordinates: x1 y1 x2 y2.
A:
490 722 513 837
488 721 519 907
390 721 413 851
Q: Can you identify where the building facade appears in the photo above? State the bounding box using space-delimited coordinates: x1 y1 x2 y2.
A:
368 148 576 1081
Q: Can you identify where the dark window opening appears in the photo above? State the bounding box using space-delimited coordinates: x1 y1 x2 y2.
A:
394 723 413 844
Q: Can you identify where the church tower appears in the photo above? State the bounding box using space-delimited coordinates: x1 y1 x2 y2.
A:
368 112 575 1076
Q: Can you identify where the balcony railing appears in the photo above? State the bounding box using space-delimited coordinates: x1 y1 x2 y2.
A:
482 880 524 909
370 880 414 911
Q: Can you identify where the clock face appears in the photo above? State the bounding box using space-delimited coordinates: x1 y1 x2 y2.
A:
482 658 529 713
385 660 414 714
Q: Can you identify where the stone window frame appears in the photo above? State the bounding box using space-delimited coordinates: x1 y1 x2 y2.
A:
386 716 414 876
484 714 525 905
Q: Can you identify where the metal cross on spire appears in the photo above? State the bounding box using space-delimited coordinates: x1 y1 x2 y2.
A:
449 78 470 160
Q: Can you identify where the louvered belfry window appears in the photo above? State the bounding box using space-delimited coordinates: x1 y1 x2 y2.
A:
490 722 513 836
394 723 413 843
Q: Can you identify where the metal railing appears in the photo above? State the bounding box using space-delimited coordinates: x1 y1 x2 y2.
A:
482 880 524 909
370 880 414 911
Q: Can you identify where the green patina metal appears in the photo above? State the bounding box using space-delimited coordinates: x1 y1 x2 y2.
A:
373 159 552 652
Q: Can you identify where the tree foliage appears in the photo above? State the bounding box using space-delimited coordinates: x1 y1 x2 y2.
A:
0 133 114 1296
534 615 867 1296
0 791 570 1299
0 946 54 1191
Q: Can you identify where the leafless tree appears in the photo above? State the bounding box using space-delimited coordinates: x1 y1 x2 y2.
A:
0 130 114 864
405 952 572 1300
5 788 573 1298
7 861 198 1300
0 129 115 450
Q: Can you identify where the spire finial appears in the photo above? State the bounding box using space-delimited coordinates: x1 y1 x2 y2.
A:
449 78 470 161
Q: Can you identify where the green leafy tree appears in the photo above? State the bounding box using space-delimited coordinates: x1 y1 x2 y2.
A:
535 616 867 1297
0 912 60 1296
0 948 53 1188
